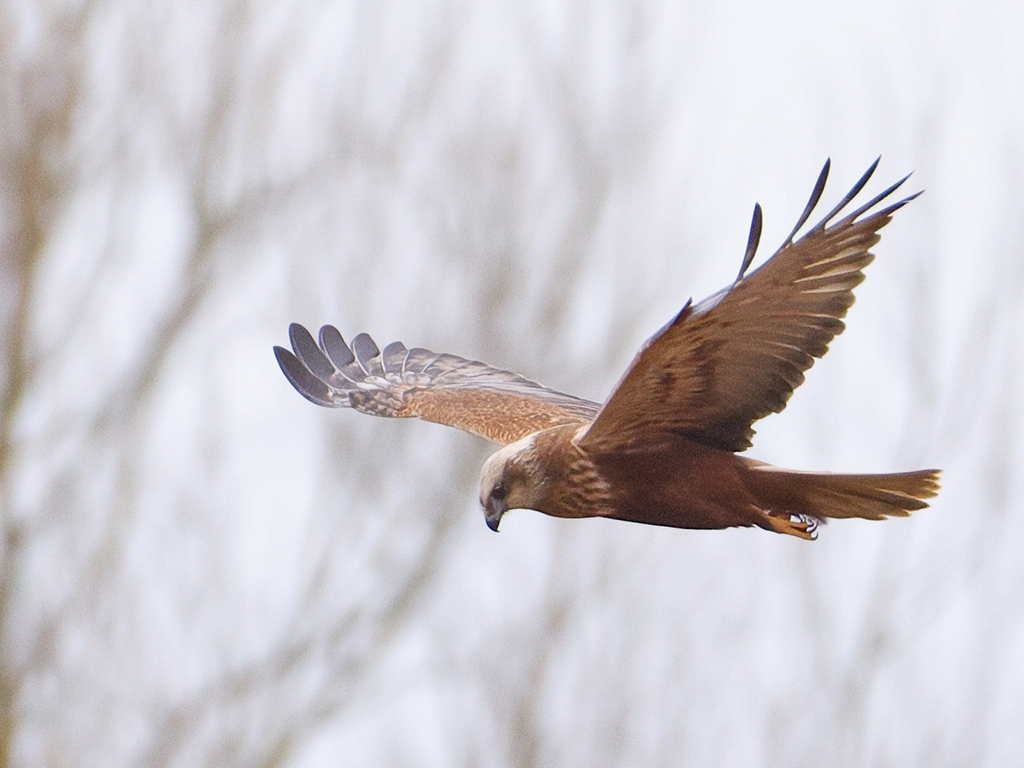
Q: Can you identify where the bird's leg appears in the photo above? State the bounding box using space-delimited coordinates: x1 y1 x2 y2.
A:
760 510 818 540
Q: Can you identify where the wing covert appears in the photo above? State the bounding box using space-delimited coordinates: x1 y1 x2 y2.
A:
275 324 599 445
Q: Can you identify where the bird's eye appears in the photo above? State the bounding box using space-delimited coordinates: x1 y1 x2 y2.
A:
491 482 507 501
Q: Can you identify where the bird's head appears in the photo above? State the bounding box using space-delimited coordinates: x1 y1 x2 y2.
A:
479 434 544 532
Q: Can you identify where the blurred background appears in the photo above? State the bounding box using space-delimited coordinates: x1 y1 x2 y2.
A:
1 0 1022 765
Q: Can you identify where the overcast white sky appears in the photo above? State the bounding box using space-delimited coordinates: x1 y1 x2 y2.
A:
1 0 1022 766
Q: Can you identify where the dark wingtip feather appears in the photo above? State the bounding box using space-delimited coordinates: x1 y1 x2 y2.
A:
319 325 355 368
288 322 310 353
839 173 918 225
782 158 831 245
288 323 317 361
381 341 409 373
737 203 762 281
859 190 923 227
289 322 337 382
274 346 336 407
351 333 381 373
812 157 881 231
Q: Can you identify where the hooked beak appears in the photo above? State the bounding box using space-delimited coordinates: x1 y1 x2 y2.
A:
484 499 506 532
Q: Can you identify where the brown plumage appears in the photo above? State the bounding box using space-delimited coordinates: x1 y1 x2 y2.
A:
275 159 940 539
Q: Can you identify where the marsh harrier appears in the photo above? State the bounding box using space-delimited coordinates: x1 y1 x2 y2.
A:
274 160 940 539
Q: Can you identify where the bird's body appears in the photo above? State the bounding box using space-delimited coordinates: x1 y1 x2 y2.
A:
478 425 936 539
275 160 940 539
482 427 767 530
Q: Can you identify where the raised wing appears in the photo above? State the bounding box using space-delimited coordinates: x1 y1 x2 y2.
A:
577 159 919 454
275 324 599 445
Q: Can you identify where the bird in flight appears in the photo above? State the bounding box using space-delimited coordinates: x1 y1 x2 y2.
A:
275 159 940 539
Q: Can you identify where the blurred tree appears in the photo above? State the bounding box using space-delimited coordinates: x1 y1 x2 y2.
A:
0 1 1021 767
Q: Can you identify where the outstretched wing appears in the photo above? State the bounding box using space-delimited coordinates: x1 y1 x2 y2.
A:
578 159 920 454
275 324 599 445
